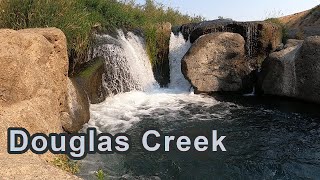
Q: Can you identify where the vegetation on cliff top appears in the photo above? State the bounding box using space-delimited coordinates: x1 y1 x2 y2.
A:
0 0 203 71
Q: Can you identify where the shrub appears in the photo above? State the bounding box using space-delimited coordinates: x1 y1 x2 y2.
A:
52 155 80 174
95 169 106 180
265 18 288 43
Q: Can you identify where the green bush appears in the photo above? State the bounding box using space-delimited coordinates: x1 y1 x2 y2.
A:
95 169 106 180
52 155 80 174
0 0 204 67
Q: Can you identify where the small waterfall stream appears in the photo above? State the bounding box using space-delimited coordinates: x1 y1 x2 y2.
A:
245 23 259 58
168 32 192 90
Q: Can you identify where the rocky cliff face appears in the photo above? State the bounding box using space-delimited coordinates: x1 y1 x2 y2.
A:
0 28 84 179
182 32 249 93
279 5 320 39
259 36 320 104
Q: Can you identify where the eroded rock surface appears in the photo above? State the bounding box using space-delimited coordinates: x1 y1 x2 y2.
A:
259 36 320 104
182 32 249 92
0 28 81 179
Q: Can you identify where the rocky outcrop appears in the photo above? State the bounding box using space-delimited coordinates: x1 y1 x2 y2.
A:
182 32 250 93
72 57 106 104
295 36 320 103
259 36 320 104
179 20 282 60
279 5 320 39
258 40 302 97
61 78 90 133
0 28 81 179
0 28 68 134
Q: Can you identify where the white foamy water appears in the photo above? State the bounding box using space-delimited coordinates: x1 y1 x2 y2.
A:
89 30 157 95
81 30 218 134
84 89 218 134
168 32 192 90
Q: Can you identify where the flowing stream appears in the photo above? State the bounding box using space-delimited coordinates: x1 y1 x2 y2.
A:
79 31 320 180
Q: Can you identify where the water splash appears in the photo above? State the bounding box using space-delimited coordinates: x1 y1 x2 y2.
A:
89 30 158 96
82 31 217 134
168 32 192 91
245 23 259 58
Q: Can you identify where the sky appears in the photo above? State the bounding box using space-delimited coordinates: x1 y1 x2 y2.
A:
136 0 320 21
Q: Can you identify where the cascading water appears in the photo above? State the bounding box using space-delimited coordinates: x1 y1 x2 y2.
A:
245 23 259 58
80 29 320 180
82 30 216 134
88 30 157 95
168 32 192 90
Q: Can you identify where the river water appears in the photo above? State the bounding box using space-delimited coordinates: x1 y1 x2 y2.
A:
79 31 320 180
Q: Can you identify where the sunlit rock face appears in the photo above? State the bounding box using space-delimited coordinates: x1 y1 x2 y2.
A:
179 20 282 65
182 32 249 93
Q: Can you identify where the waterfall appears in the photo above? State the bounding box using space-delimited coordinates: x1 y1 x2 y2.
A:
89 30 158 96
80 29 218 178
168 32 192 90
245 23 259 58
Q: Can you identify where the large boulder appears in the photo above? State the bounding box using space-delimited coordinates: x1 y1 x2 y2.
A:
0 28 68 134
259 36 320 104
258 41 303 97
0 28 80 179
182 32 249 93
295 36 320 103
178 20 283 72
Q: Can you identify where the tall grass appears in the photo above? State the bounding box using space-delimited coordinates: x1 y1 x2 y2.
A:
0 0 203 71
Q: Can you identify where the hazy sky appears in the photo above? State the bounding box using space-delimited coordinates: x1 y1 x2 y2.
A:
136 0 320 21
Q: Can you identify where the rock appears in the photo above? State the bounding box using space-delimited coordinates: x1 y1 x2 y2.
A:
179 22 201 40
259 44 301 97
0 28 68 133
178 20 283 74
295 36 320 103
61 78 90 133
259 36 320 104
284 39 304 48
275 43 284 51
279 5 320 39
182 32 249 93
73 57 106 104
0 28 79 179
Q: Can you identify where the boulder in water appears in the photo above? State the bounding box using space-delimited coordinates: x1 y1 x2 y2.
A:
182 32 249 93
259 36 320 104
